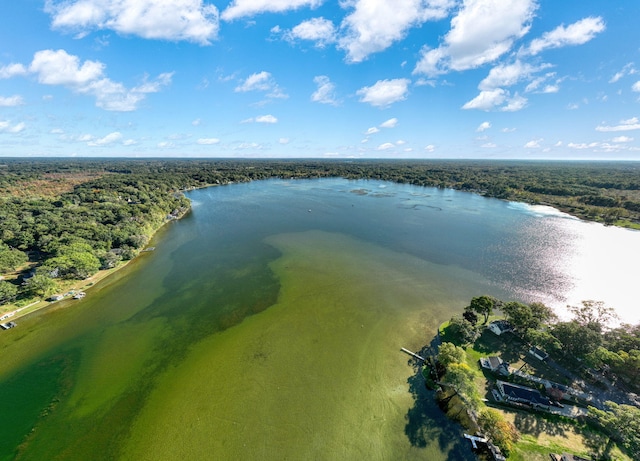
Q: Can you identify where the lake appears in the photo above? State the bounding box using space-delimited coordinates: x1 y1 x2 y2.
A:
1 178 639 460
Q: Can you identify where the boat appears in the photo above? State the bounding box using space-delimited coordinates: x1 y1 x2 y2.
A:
73 292 86 299
1 322 17 330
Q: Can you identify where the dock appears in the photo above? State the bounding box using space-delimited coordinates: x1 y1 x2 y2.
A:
401 347 426 362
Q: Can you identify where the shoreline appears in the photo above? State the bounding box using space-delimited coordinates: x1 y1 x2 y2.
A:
1 201 193 323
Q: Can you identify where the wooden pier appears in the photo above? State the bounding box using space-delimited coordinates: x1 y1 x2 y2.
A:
401 347 426 362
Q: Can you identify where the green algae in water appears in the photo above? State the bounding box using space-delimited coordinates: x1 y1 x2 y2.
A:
120 231 482 460
0 353 76 461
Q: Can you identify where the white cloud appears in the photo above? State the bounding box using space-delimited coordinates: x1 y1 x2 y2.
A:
479 60 546 90
0 95 24 107
463 89 527 112
482 142 496 148
192 118 202 126
376 142 395 150
612 136 633 143
311 75 339 105
524 138 543 148
0 120 26 133
596 117 640 132
88 131 122 146
424 144 435 152
357 78 410 108
30 49 104 85
122 139 137 146
365 127 380 135
286 17 336 46
255 114 278 123
279 137 290 144
462 89 505 110
527 17 605 56
23 49 172 111
235 71 287 98
414 0 537 76
45 0 219 45
222 0 321 21
0 63 28 79
476 121 491 132
157 141 174 148
632 81 640 92
380 118 398 128
197 137 220 144
609 63 636 84
339 0 455 63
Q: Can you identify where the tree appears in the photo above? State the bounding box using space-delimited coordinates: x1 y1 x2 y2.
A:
552 320 602 359
568 300 617 334
477 408 520 456
437 342 467 368
0 243 28 273
589 402 640 457
501 301 555 340
466 295 496 324
448 315 480 345
23 274 57 298
0 280 18 304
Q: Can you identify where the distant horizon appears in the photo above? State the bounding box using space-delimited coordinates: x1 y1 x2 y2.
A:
2 1 640 160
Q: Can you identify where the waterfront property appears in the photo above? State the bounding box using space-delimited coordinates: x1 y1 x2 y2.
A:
495 380 551 410
479 356 510 376
488 320 513 336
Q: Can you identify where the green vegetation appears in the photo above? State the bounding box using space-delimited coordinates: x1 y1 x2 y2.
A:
2 158 640 310
432 296 640 459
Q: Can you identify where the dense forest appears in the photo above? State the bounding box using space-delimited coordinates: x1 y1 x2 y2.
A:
1 158 640 307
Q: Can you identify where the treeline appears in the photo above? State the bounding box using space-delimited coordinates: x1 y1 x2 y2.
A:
2 158 640 306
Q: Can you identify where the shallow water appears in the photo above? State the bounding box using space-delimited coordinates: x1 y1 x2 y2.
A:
1 178 639 460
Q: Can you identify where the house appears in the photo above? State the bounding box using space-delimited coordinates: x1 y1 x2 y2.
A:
488 320 512 336
479 356 511 376
528 346 549 361
495 380 551 409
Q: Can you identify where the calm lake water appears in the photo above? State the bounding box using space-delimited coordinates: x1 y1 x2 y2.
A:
1 178 639 460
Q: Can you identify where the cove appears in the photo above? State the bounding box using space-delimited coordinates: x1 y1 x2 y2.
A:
1 178 639 461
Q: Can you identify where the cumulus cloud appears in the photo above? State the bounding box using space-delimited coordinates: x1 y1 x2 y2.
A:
463 89 527 112
526 17 605 56
357 78 410 108
45 0 219 44
596 117 640 132
19 49 172 111
414 0 537 76
524 138 543 148
197 137 220 144
235 71 287 98
0 63 28 79
279 137 290 144
379 118 398 128
0 95 24 107
284 17 336 46
88 131 122 146
478 60 547 91
311 75 339 105
632 81 640 92
339 0 455 63
476 121 491 132
0 120 26 133
376 142 395 150
612 136 633 143
365 127 379 135
255 114 278 123
222 0 321 21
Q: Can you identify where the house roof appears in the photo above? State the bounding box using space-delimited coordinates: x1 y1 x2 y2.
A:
498 380 551 406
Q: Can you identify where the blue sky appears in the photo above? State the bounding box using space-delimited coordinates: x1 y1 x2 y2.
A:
1 0 639 159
